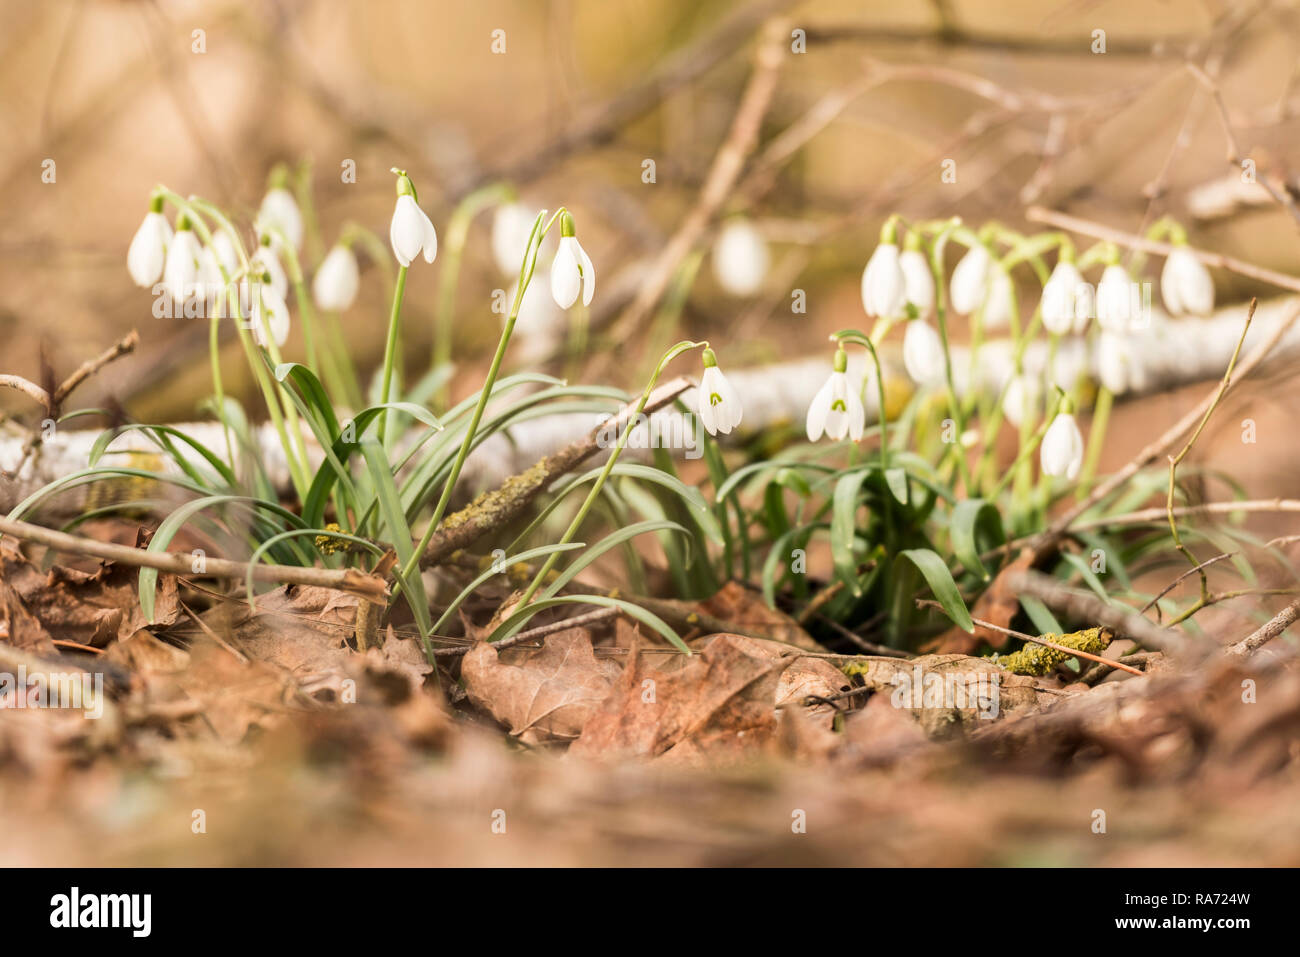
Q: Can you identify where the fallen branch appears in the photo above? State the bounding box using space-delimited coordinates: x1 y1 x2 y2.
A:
1004 570 1209 660
0 514 389 605
1227 598 1300 655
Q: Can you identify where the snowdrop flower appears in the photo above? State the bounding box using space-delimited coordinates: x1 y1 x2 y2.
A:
249 281 290 349
902 319 947 387
899 243 934 315
712 219 769 297
389 169 438 267
1041 258 1086 335
1040 408 1085 481
550 211 594 309
492 202 536 276
313 244 360 311
251 242 288 302
806 348 865 442
698 348 742 436
982 267 1015 329
210 229 239 276
257 184 303 251
127 197 172 287
1096 263 1134 332
1095 330 1147 395
860 236 906 318
1161 245 1214 316
162 218 202 310
950 243 992 315
1001 374 1040 428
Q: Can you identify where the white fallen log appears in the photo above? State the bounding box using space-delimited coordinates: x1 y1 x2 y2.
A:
2 295 1295 518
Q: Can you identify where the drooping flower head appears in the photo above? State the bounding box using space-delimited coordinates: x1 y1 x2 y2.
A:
902 318 946 387
162 212 202 310
860 220 906 319
313 243 360 312
127 192 173 288
257 167 303 252
1160 226 1214 317
388 168 438 267
899 232 934 316
807 347 865 442
1041 248 1086 336
550 211 595 309
698 348 743 436
1040 401 1085 481
712 218 769 297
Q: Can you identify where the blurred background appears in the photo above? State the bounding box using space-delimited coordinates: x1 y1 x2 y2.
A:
2 0 1299 465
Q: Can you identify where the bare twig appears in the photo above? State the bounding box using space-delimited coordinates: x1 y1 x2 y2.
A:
0 514 389 604
432 607 620 658
1165 300 1255 604
1228 597 1300 655
916 598 1144 675
1004 570 1208 659
1043 299 1300 540
1026 207 1300 294
608 17 788 342
1187 61 1300 229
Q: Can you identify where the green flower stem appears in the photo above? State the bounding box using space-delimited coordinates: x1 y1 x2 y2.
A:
515 339 708 609
434 183 515 408
1077 385 1113 499
988 390 1062 501
829 329 889 471
377 265 409 446
160 190 311 498
925 221 971 492
397 209 566 608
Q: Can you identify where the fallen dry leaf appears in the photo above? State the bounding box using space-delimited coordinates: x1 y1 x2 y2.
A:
571 632 783 764
462 627 620 744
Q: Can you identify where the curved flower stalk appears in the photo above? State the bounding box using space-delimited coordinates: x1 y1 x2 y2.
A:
698 348 743 435
400 205 579 613
127 193 173 288
380 169 440 442
806 347 865 442
712 218 769 297
514 339 711 610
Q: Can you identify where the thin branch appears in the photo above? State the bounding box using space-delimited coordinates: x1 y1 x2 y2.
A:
0 514 390 604
1228 597 1300 655
1026 206 1300 294
432 607 619 658
1004 569 1210 659
916 598 1144 675
1165 300 1255 603
1186 61 1300 229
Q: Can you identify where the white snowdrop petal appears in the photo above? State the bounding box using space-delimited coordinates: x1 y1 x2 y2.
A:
713 220 769 296
899 249 934 313
806 377 834 442
550 238 581 309
950 245 991 315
